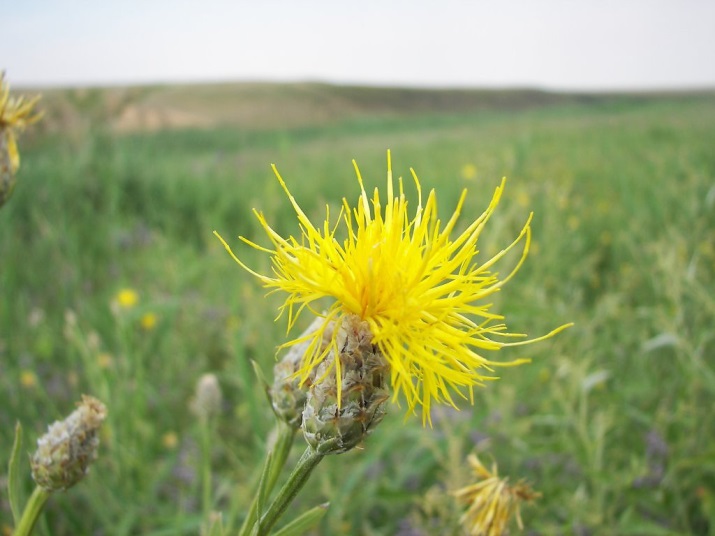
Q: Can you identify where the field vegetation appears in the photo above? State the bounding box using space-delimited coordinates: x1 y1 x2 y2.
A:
1 83 714 535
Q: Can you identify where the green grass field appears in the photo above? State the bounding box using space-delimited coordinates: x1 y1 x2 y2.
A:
1 84 715 535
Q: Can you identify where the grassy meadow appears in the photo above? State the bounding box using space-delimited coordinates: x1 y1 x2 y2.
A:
1 83 715 535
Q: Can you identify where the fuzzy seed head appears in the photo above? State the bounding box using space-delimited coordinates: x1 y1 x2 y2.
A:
31 395 107 491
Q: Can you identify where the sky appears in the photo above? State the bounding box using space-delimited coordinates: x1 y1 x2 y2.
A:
3 0 715 91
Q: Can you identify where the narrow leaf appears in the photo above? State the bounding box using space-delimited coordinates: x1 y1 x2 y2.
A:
272 503 329 536
251 360 274 410
248 451 273 536
8 422 25 524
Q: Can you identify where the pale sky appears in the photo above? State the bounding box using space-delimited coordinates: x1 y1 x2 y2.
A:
3 0 715 90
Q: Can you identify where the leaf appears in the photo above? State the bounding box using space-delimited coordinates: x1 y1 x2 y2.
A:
8 421 25 524
272 503 329 536
581 370 610 393
641 332 679 353
247 451 273 536
251 360 274 410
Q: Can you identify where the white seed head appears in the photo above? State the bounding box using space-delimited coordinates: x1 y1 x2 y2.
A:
31 395 107 491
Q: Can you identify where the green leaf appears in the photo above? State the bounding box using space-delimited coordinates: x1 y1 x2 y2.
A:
8 422 25 524
272 503 329 536
250 359 274 410
247 451 273 536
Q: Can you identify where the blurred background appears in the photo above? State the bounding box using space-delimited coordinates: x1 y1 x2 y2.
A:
1 1 715 535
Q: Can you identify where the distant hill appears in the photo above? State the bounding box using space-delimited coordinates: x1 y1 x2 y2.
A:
22 81 715 135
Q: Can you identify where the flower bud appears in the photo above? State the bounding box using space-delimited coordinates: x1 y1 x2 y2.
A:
302 314 390 455
271 316 331 429
190 373 223 421
31 395 107 491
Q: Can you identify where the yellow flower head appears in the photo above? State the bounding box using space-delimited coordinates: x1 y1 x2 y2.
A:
20 369 38 389
216 152 570 423
140 312 158 330
115 288 139 309
0 72 42 174
461 163 478 181
454 454 540 536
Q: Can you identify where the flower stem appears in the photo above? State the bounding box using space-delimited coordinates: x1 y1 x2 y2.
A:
200 417 213 518
266 421 296 492
256 446 324 536
238 422 296 536
14 486 50 536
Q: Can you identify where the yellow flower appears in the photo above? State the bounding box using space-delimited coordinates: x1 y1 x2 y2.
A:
1 73 42 208
97 352 114 369
461 163 478 181
0 72 42 174
115 288 139 309
162 431 179 450
454 454 540 536
20 369 38 389
515 189 531 208
216 152 570 423
140 312 158 330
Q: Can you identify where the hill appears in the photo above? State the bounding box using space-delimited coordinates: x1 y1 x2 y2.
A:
24 81 714 134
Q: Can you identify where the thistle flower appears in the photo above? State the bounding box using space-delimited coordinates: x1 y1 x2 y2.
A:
215 152 570 424
453 454 539 536
31 395 107 491
0 72 42 208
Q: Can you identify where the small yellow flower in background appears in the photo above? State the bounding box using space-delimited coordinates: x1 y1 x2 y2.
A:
20 369 38 389
461 163 478 181
162 431 179 450
225 314 242 331
567 215 580 231
454 453 540 536
140 312 158 331
1 72 42 208
216 152 571 424
97 352 114 369
515 189 531 208
67 371 79 387
537 367 551 384
115 288 139 309
599 231 612 245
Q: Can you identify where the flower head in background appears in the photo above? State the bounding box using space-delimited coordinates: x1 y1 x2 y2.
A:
0 72 42 207
454 453 539 536
216 152 570 424
140 312 158 330
114 288 139 310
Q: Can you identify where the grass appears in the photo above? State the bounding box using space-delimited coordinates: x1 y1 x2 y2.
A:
1 84 715 535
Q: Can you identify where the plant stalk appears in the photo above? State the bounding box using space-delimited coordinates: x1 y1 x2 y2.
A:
14 486 50 536
256 446 324 536
238 422 296 536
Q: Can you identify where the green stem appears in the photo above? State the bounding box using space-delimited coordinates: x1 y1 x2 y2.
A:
238 423 296 536
266 422 296 493
200 418 213 518
256 447 324 536
14 486 50 536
